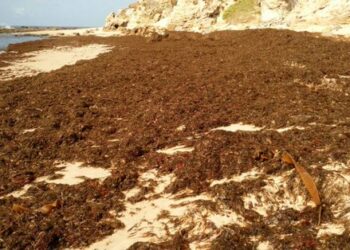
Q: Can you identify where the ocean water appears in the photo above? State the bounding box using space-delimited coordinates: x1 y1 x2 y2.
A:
0 35 44 52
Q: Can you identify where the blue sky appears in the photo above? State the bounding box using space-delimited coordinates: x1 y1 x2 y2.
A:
0 0 135 27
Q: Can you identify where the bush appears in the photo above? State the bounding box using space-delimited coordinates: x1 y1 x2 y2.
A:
223 0 260 22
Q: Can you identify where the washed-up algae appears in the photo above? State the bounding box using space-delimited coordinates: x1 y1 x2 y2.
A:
0 29 350 249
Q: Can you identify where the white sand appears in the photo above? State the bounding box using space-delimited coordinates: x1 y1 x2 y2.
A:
317 223 346 238
242 170 314 217
5 156 350 248
22 128 37 134
108 139 120 143
5 183 40 198
212 122 309 134
98 124 350 248
212 123 263 132
276 126 305 133
176 125 186 131
257 241 274 250
157 145 194 155
0 44 112 81
3 116 350 248
16 27 117 37
2 162 111 199
320 162 350 224
236 160 350 235
42 162 111 185
210 168 262 187
87 169 246 250
87 161 350 250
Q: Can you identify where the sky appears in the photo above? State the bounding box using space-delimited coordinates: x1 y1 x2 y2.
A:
0 0 135 27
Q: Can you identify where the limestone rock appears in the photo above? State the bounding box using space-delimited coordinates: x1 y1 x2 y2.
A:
105 0 350 36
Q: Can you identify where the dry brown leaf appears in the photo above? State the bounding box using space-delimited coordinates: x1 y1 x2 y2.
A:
37 200 60 215
295 164 321 206
38 205 54 215
282 152 296 165
12 204 28 213
282 152 321 206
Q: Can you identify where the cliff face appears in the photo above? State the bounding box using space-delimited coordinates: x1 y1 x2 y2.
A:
105 0 236 33
105 0 350 35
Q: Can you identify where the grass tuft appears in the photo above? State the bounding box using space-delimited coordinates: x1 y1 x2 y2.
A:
223 0 260 22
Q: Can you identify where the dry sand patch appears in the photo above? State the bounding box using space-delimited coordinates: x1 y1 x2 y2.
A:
0 44 112 81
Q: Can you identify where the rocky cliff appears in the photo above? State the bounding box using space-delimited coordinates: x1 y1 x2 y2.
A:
105 0 350 36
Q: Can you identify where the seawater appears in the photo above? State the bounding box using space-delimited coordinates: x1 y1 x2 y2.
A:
0 35 44 51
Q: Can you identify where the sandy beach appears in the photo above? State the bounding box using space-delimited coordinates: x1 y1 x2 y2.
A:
0 44 112 81
15 27 118 37
0 29 350 249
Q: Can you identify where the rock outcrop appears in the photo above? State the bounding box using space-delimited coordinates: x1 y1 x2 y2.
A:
105 0 350 36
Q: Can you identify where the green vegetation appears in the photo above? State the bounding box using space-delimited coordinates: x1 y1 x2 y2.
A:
223 0 260 23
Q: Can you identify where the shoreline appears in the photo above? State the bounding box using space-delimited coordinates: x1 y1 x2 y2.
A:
13 27 119 37
3 23 350 39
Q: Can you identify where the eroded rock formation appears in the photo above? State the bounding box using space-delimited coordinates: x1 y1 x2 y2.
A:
105 0 350 35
